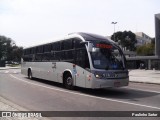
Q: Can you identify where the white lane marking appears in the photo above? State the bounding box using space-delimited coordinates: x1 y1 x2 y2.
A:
125 87 160 94
10 74 160 110
5 71 9 73
13 71 17 74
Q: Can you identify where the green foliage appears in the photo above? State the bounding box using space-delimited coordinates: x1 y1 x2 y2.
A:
0 35 23 62
136 43 155 56
111 31 137 51
151 38 155 44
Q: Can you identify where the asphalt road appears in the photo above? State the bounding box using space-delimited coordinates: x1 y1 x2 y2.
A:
0 68 160 120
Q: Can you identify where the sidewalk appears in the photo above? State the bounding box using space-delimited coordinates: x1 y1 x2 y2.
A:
0 66 21 70
129 69 160 85
0 96 40 120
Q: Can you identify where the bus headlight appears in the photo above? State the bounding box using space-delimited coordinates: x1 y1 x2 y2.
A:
95 74 101 78
94 73 105 79
94 72 118 79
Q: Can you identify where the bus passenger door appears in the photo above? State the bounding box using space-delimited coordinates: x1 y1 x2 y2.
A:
75 49 86 87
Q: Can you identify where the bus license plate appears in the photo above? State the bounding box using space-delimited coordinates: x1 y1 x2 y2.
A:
114 82 120 87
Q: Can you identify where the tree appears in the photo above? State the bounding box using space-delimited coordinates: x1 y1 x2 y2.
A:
111 31 137 51
136 42 155 56
0 35 13 60
11 46 23 62
0 35 23 63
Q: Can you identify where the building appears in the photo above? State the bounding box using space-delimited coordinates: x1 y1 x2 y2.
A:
135 32 152 46
155 13 160 57
126 14 160 70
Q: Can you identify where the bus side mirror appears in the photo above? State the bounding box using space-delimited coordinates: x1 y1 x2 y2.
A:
88 43 93 52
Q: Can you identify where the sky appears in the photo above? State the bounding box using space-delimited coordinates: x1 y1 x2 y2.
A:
0 0 160 47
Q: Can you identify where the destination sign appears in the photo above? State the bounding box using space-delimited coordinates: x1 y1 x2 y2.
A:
96 44 112 49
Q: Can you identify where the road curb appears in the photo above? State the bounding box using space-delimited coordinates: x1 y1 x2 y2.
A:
0 96 48 120
0 96 28 111
0 67 21 70
129 81 160 85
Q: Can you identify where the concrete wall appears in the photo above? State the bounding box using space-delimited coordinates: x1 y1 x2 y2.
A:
155 14 160 57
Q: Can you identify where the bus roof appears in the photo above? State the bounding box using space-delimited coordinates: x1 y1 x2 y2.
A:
75 32 115 43
24 32 115 49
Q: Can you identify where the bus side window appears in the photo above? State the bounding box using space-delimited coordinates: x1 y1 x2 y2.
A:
55 51 60 61
44 44 51 53
76 49 90 69
61 39 73 50
24 48 31 55
52 42 60 51
23 48 34 62
74 38 85 49
50 51 55 61
36 46 43 53
42 53 51 61
30 48 36 54
85 51 90 69
76 50 84 68
35 54 43 61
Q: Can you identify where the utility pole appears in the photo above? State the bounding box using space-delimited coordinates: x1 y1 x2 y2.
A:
111 22 117 41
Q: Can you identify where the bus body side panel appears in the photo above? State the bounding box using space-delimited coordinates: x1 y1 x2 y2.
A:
85 71 93 88
32 62 57 81
21 62 57 81
74 66 86 88
56 62 73 83
22 61 87 88
21 62 28 76
21 61 129 88
56 62 86 88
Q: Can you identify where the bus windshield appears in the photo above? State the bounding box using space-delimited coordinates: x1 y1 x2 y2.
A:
90 41 125 70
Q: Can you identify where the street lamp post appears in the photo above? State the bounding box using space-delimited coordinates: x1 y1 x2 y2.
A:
111 22 117 41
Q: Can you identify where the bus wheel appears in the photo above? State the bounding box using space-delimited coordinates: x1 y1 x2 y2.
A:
64 74 73 89
28 69 33 80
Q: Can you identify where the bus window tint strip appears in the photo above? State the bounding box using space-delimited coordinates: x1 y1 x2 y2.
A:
23 38 89 66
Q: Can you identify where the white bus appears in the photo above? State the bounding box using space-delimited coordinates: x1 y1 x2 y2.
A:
21 33 129 89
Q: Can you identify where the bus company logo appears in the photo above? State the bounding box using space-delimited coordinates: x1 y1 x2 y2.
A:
2 112 12 117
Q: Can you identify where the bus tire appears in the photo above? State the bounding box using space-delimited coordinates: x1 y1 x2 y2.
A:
28 69 33 80
64 74 74 89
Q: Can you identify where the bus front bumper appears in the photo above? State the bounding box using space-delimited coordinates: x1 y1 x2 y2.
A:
91 77 129 88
